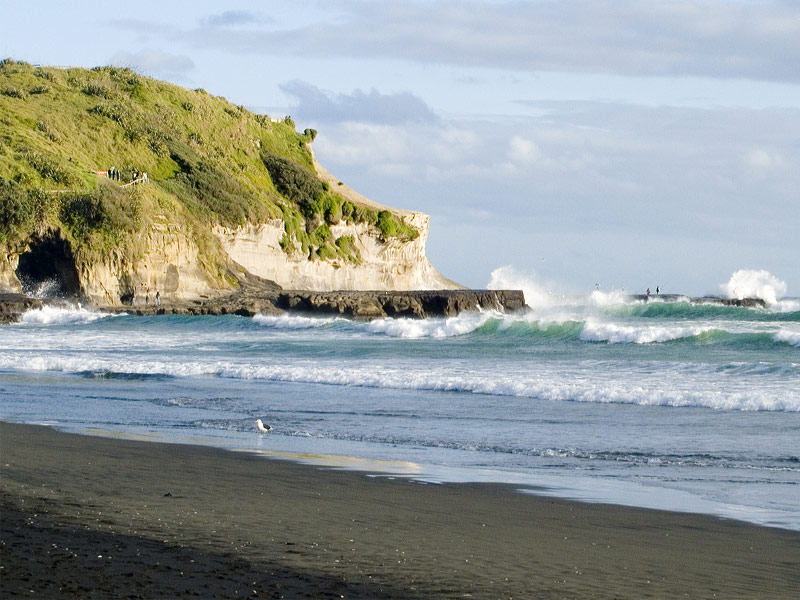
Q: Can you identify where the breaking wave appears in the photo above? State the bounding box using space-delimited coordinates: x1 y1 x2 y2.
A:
19 305 115 325
774 330 800 347
253 314 345 329
580 320 714 344
2 352 797 411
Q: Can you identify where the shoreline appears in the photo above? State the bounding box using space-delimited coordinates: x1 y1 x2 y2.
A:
2 422 798 598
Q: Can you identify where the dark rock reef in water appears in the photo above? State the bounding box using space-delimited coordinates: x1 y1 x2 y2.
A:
0 289 528 323
116 289 528 320
271 289 528 319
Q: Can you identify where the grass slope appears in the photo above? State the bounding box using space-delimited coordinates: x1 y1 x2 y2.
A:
0 59 416 283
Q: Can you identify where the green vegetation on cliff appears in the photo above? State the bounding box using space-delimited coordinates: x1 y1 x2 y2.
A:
0 59 417 279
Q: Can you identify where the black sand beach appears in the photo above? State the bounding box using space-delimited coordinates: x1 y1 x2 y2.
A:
1 422 798 598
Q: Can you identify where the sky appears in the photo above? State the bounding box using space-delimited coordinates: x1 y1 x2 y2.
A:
3 0 799 296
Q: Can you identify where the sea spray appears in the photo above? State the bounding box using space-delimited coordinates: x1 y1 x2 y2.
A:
588 289 632 307
720 269 787 305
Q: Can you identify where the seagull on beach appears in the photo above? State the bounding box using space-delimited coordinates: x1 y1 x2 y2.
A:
255 419 272 433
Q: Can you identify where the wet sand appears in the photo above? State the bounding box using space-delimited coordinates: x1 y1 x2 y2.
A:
1 422 798 598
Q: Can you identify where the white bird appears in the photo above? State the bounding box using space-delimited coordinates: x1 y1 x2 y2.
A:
255 419 272 433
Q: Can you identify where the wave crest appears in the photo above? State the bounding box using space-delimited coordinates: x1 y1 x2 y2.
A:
20 305 113 325
774 330 800 347
252 314 344 329
363 312 496 338
3 353 796 411
580 320 713 344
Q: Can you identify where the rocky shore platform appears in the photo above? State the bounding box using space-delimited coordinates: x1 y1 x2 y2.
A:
119 289 529 320
0 289 528 323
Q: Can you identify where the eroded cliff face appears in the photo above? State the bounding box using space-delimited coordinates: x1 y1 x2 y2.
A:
214 211 458 292
1 208 458 305
0 253 22 293
2 223 224 306
77 225 218 305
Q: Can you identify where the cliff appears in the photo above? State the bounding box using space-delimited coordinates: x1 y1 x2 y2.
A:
0 60 458 306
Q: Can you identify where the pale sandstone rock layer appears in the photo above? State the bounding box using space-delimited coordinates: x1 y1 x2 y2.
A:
214 211 459 292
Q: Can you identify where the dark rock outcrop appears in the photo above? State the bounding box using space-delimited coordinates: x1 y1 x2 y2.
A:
271 289 528 319
0 289 527 322
118 289 527 320
0 294 44 324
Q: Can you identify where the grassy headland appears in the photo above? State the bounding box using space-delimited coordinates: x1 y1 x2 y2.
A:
0 59 417 282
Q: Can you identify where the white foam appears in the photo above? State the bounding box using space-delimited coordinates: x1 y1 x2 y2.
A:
770 298 800 314
19 305 113 325
1 351 796 411
362 312 494 338
252 314 344 329
580 320 712 344
254 310 501 339
720 269 788 306
218 362 799 411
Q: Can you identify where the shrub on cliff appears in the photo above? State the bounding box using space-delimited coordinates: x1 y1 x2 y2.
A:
58 180 143 251
0 179 55 244
261 152 323 207
376 210 419 241
0 179 36 241
335 234 361 264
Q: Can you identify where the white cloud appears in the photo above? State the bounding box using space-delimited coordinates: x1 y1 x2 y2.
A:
170 0 800 83
281 80 437 124
313 101 800 246
746 147 785 170
315 123 415 165
508 136 542 165
199 10 268 29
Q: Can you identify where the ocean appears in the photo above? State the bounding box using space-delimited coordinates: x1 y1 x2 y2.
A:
1 272 799 531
